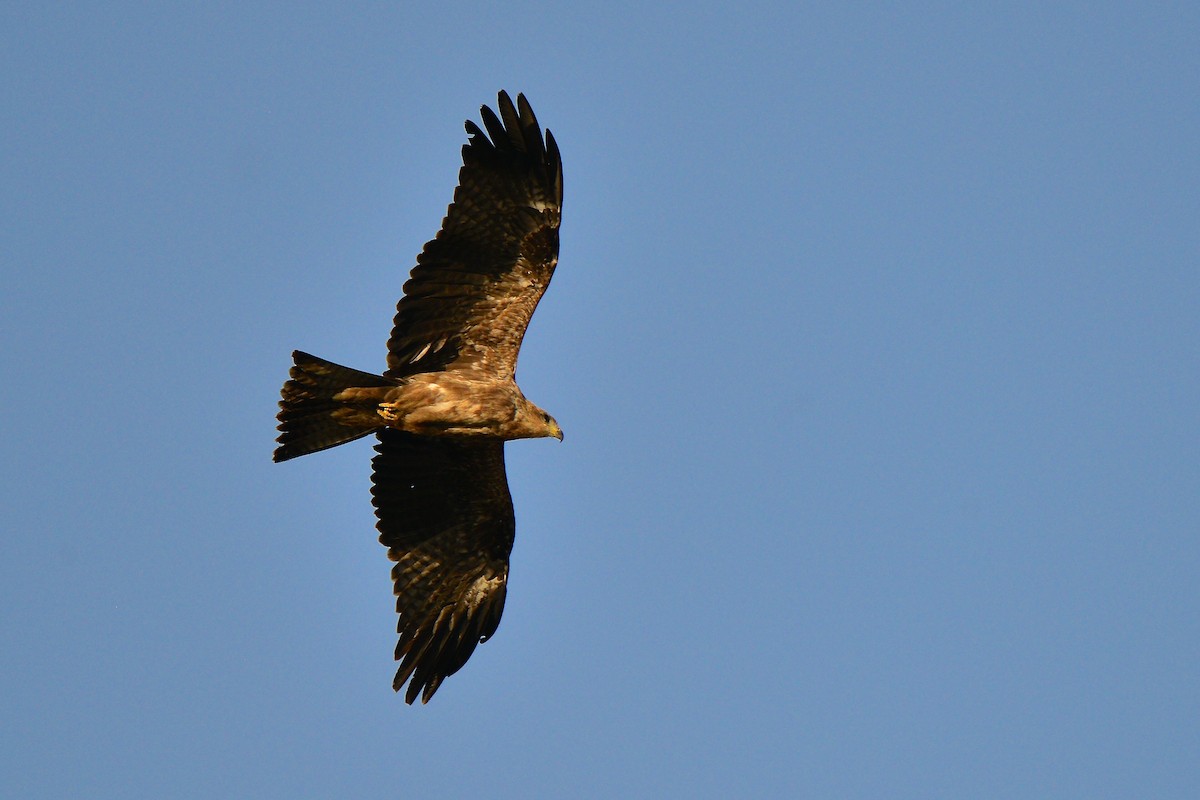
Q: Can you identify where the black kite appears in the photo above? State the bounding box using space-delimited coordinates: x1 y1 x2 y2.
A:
274 92 564 704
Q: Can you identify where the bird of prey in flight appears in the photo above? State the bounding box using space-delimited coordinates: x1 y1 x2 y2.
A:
274 91 564 704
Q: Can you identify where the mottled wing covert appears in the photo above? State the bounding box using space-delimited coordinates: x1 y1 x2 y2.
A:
385 91 563 380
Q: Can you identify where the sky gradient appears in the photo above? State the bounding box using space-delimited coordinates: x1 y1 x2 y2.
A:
3 3 1198 797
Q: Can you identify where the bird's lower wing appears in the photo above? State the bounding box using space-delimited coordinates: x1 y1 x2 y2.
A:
370 430 515 703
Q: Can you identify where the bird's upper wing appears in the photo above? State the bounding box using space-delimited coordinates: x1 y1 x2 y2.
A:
370 429 515 704
385 91 562 380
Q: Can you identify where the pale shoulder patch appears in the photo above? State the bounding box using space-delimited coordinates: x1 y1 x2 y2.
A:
463 573 504 610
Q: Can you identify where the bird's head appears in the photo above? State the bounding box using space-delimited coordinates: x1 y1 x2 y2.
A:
518 400 563 441
541 411 564 442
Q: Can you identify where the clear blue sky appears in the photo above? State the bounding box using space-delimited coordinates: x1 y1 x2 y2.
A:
3 3 1197 797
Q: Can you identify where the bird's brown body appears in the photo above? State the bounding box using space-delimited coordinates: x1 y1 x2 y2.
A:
320 372 561 440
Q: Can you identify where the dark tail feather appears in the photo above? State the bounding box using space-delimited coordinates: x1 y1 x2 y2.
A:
274 351 394 462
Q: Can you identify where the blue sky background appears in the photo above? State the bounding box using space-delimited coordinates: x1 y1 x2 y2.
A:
3 3 1197 797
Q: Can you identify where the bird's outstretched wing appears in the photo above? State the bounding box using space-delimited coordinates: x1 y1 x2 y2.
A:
385 91 563 380
370 429 515 704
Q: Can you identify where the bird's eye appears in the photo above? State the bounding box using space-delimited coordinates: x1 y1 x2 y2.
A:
542 412 551 421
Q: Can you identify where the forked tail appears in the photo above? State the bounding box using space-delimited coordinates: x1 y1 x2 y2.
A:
274 351 394 462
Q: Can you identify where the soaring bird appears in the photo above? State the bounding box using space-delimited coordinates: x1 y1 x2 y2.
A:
274 91 564 704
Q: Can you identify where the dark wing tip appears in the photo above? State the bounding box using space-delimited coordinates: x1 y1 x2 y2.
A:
390 580 508 705
463 91 561 179
544 128 563 205
478 99 510 149
463 119 491 152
